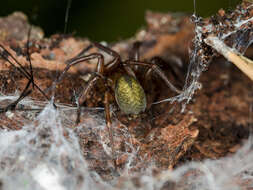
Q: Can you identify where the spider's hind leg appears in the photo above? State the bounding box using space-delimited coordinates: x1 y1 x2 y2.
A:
75 75 101 124
150 56 184 84
104 90 117 169
124 60 182 94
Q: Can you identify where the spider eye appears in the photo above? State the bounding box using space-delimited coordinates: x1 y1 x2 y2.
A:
115 75 146 114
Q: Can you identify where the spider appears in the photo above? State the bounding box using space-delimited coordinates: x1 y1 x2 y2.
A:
0 28 55 113
54 41 182 167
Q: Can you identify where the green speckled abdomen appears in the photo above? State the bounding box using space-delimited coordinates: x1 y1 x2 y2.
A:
115 75 146 114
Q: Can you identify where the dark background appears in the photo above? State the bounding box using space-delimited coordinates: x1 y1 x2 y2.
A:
0 0 241 42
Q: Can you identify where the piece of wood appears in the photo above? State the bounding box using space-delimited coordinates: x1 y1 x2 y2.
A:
205 36 253 81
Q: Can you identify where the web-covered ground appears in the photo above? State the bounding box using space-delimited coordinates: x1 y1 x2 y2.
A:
0 1 253 189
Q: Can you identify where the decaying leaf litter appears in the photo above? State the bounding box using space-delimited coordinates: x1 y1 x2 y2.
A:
0 1 252 189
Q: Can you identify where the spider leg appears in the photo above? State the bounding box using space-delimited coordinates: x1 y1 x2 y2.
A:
92 42 121 72
26 27 34 89
118 41 144 79
66 42 121 73
65 44 93 65
0 41 34 112
0 77 32 113
53 53 106 124
0 28 57 111
75 75 100 124
54 53 105 86
131 41 142 61
129 41 142 71
122 64 137 79
150 56 184 83
124 60 182 94
105 90 117 169
0 44 55 108
0 45 31 80
92 42 120 59
63 51 117 167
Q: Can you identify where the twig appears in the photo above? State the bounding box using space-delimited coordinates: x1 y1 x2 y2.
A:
204 36 253 81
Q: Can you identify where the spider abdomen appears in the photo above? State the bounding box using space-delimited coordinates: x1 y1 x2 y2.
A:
115 75 146 114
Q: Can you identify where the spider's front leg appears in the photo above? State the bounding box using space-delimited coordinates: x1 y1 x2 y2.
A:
52 53 106 123
92 42 121 72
